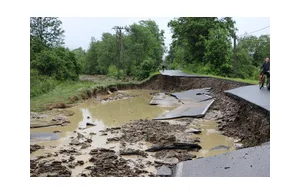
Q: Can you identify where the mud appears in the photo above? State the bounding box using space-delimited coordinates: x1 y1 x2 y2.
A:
30 75 270 177
141 75 270 147
117 119 194 145
30 144 44 153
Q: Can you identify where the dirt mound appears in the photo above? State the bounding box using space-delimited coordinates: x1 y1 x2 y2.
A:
87 148 146 177
30 144 44 153
30 160 72 177
118 119 192 145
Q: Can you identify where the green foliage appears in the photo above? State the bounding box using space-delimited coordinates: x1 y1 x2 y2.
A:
235 34 270 79
31 47 82 81
85 37 99 74
108 65 118 78
166 17 270 80
204 27 232 75
72 47 86 72
30 17 64 47
168 17 236 63
84 20 165 80
30 69 58 97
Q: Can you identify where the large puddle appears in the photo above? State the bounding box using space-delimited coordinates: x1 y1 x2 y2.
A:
30 89 237 176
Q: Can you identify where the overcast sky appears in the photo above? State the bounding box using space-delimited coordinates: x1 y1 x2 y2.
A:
60 17 270 52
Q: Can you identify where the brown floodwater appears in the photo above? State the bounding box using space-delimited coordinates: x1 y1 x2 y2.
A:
188 119 235 158
30 89 237 176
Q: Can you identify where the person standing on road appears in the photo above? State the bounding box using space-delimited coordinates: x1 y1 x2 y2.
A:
260 57 270 78
162 63 166 72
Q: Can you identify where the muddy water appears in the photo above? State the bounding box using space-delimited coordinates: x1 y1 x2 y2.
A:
30 90 172 175
30 89 237 176
30 90 171 144
188 119 235 158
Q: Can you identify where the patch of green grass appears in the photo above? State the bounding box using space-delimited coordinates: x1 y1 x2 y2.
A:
30 73 159 112
30 81 96 112
180 68 258 85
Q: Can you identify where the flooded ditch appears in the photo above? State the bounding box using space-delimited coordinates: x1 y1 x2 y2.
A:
30 89 242 177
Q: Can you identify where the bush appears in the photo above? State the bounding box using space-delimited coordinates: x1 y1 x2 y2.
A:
108 65 118 78
31 47 82 81
30 69 58 97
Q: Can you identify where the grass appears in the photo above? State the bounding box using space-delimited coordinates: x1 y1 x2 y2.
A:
180 68 258 85
31 69 255 112
30 81 96 112
30 72 160 112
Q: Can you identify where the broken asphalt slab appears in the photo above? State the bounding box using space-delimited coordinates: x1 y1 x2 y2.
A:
173 144 270 177
154 99 215 120
30 132 60 141
171 88 212 103
225 85 270 111
159 70 209 78
150 93 182 107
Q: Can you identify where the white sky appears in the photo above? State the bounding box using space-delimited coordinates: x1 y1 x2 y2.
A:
60 17 270 51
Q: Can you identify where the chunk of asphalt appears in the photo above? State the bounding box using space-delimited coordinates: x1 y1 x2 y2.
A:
157 165 172 177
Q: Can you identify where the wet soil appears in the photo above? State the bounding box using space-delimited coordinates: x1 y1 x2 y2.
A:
30 75 270 177
141 75 270 147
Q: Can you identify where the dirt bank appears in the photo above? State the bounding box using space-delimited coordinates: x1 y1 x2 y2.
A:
139 75 270 147
50 74 269 147
30 75 270 176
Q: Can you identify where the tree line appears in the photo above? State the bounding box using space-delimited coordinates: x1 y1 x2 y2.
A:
165 17 270 80
30 17 270 97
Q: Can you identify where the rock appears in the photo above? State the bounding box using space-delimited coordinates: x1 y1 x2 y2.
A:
30 144 44 153
69 156 75 162
53 130 61 133
100 133 108 136
89 132 96 136
61 159 67 163
234 143 243 149
77 160 84 165
156 165 172 177
146 143 201 152
107 137 121 142
80 144 90 149
68 163 75 169
210 145 230 151
165 150 177 158
120 148 148 157
164 157 179 165
234 139 241 143
175 151 196 161
87 122 96 126
69 139 81 146
167 135 176 142
185 128 201 134
111 127 121 130
193 138 201 143
77 132 85 139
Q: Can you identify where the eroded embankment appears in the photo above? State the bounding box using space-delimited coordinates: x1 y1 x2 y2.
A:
50 74 269 148
117 75 269 147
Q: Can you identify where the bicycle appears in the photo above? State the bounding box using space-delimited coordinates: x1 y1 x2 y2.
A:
259 70 270 90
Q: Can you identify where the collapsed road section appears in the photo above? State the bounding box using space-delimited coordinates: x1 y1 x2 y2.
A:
30 71 270 177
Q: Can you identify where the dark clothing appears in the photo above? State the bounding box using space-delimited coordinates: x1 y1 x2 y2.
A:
260 62 270 73
263 71 270 78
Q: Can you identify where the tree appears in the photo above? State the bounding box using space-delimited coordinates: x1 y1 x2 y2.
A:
168 17 236 64
124 20 165 79
96 33 117 74
72 47 86 74
204 26 233 76
31 47 82 80
85 37 99 74
30 17 65 47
